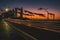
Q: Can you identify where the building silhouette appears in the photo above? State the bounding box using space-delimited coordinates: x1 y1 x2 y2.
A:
14 7 23 19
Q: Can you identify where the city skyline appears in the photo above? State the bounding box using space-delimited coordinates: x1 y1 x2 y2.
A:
0 0 60 20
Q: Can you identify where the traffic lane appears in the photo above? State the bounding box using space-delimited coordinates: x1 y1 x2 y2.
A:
5 19 60 33
7 22 60 40
5 21 38 40
0 20 7 40
8 28 26 40
0 20 37 40
0 20 26 40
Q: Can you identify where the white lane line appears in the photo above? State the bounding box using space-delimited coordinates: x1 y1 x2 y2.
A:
5 21 38 40
5 19 60 33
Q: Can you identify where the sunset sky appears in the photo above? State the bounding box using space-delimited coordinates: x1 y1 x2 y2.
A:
0 0 60 20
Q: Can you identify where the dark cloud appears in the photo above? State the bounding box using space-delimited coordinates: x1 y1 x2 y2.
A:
0 0 60 11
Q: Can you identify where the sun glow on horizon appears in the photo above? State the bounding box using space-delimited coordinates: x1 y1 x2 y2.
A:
17 9 60 20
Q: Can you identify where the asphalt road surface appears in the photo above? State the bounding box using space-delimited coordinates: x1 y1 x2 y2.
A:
0 19 60 40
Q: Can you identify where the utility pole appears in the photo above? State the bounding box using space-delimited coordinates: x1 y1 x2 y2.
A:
53 14 55 21
48 13 55 20
38 8 50 20
15 8 17 18
20 7 23 19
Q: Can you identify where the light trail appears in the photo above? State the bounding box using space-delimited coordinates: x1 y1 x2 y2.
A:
5 19 60 33
1 19 11 39
4 19 38 40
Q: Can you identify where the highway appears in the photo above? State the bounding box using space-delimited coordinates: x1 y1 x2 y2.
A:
5 19 60 33
0 19 60 40
0 19 38 40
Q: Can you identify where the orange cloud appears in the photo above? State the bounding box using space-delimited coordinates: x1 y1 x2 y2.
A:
17 9 60 20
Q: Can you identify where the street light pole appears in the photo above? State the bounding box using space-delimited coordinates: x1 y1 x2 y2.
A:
53 14 55 20
38 8 49 20
45 10 49 20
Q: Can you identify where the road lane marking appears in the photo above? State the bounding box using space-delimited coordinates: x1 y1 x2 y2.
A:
5 19 60 33
5 21 38 40
1 19 12 38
